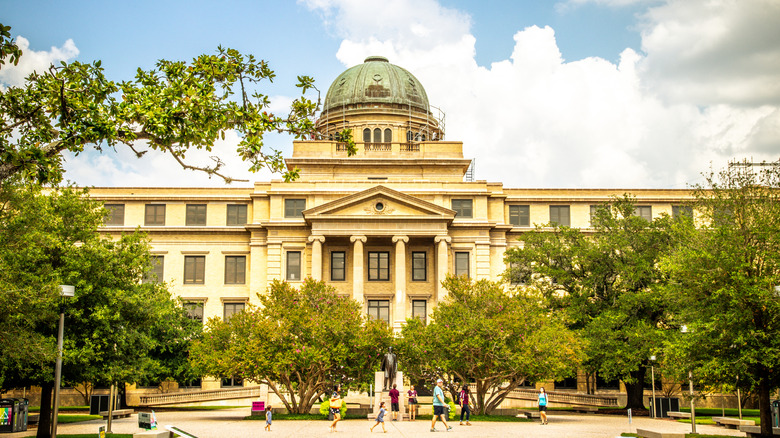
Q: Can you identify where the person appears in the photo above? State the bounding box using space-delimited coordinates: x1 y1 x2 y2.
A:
459 385 471 426
431 379 452 432
538 387 548 425
388 383 400 421
264 405 272 432
329 392 343 432
370 401 387 433
407 385 418 421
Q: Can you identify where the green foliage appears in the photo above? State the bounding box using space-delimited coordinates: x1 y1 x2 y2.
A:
319 399 348 417
0 24 23 68
397 276 582 415
190 278 391 414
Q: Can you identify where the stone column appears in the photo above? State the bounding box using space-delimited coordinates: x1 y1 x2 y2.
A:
434 235 451 303
392 235 408 331
351 235 367 302
308 235 325 281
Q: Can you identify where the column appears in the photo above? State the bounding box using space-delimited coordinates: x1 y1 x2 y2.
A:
308 235 325 281
392 235 408 331
351 235 367 303
434 235 451 303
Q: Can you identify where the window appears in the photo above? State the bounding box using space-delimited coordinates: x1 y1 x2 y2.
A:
367 300 390 324
227 204 247 225
223 302 245 322
331 251 346 281
186 204 207 226
384 128 392 143
373 128 381 143
286 251 301 281
103 204 124 226
406 130 413 142
145 204 166 226
672 205 693 220
184 256 205 284
412 252 427 281
183 302 204 322
284 199 306 218
452 199 473 218
633 206 652 222
221 376 243 387
143 255 164 284
224 256 246 284
368 251 390 281
509 205 530 226
454 252 470 278
412 300 427 324
549 205 570 227
363 128 371 143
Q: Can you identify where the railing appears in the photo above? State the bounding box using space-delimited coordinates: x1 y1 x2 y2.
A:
336 143 350 151
139 386 264 406
400 143 420 152
505 388 618 407
364 142 392 152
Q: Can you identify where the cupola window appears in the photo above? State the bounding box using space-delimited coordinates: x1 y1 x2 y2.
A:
373 128 382 143
363 128 371 143
384 128 392 143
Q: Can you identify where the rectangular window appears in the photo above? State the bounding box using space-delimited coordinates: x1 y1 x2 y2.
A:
284 199 306 218
286 251 301 281
143 255 164 284
549 205 570 227
634 206 652 222
183 302 204 322
184 255 206 284
224 256 246 284
103 204 125 226
509 205 530 226
145 204 166 226
331 251 346 281
368 251 390 281
451 199 473 218
223 302 245 322
454 252 470 278
226 204 247 226
672 205 693 220
221 376 243 387
412 252 427 281
185 204 207 226
367 300 390 324
412 300 427 324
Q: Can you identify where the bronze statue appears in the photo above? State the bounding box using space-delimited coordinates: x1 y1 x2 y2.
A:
380 347 397 390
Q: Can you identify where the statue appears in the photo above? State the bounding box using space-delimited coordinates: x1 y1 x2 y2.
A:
380 347 397 390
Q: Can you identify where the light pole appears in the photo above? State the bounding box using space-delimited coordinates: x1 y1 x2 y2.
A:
681 325 696 434
52 285 75 438
650 355 657 419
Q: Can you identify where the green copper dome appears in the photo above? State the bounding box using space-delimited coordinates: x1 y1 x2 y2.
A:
322 56 430 112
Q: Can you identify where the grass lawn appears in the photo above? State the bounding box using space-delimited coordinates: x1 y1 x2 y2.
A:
57 414 102 423
29 405 89 412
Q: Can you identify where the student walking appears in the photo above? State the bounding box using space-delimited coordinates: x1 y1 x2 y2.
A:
264 405 272 431
430 379 452 432
370 401 387 433
459 385 471 425
407 385 418 421
389 383 400 421
329 392 343 432
538 387 549 425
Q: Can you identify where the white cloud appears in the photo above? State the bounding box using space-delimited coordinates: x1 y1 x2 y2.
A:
0 36 79 87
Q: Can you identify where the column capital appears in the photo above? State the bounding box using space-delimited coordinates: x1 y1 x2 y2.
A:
392 235 409 244
434 235 451 244
308 235 326 244
350 235 367 243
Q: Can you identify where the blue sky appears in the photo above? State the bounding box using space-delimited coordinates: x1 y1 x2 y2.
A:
2 0 779 188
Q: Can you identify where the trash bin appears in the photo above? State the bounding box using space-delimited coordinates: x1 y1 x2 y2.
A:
0 399 18 433
772 399 780 428
90 394 119 415
648 397 679 418
12 399 28 432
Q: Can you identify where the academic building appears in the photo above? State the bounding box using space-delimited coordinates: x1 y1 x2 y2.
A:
89 56 693 396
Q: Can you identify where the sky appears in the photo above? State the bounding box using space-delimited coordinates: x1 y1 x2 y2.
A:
2 0 779 189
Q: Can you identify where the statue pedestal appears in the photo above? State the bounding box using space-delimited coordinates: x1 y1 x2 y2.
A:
372 371 406 420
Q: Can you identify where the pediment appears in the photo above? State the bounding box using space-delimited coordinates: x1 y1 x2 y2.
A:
303 186 455 221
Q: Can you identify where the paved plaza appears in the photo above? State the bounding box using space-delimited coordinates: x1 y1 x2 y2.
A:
6 409 748 438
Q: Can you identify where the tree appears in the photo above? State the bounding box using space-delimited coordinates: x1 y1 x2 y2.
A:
661 162 780 437
397 276 582 415
0 23 355 185
505 196 676 410
190 278 392 414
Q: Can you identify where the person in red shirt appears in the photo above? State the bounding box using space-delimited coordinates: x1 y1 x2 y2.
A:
388 383 400 421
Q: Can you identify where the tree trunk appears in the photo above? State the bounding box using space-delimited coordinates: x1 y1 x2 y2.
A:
758 367 773 438
623 368 647 411
36 381 53 438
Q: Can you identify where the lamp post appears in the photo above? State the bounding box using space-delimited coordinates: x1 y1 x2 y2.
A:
650 355 657 419
681 325 696 434
52 285 75 438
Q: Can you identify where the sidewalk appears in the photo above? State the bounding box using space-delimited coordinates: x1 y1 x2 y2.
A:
8 409 747 438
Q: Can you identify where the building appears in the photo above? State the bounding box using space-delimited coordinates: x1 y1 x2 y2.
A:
90 56 694 393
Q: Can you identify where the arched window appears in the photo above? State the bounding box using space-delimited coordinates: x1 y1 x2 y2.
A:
363 128 371 143
384 128 392 143
406 130 413 142
421 134 426 141
373 128 382 143
414 133 421 141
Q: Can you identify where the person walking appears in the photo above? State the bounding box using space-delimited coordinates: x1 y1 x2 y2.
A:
370 401 387 433
538 387 549 425
431 379 452 432
264 405 272 432
459 385 471 426
407 385 418 421
329 392 343 432
389 383 400 421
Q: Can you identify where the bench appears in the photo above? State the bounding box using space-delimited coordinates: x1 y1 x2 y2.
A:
571 406 598 414
635 429 686 438
666 411 690 419
27 413 40 425
517 410 541 419
739 425 780 437
100 408 133 419
712 416 755 429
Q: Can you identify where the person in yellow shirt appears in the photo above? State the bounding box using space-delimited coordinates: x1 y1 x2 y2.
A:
329 392 343 432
